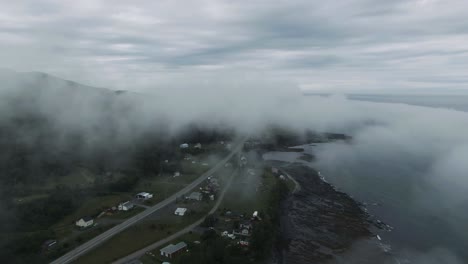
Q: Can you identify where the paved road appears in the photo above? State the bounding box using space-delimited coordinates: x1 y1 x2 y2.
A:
51 139 245 264
113 167 239 264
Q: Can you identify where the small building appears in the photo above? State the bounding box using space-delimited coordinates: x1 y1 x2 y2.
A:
239 221 253 230
174 208 188 216
194 143 202 149
160 242 187 259
187 192 203 201
76 216 93 228
136 192 153 200
118 201 134 211
174 171 181 177
180 143 189 149
272 167 279 174
233 228 251 237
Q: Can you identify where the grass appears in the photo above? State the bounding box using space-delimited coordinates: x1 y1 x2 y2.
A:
45 224 116 261
141 229 203 264
53 194 131 231
75 203 213 264
13 193 49 204
220 169 277 214
106 207 146 220
55 148 228 262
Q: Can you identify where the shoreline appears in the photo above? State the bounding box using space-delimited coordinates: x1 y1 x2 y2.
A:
271 163 373 264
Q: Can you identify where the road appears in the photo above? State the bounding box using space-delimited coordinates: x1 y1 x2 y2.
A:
51 139 245 264
113 167 239 264
278 168 301 193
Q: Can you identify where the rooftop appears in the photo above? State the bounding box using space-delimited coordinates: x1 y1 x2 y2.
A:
175 208 187 215
160 241 187 254
81 216 93 222
189 192 202 199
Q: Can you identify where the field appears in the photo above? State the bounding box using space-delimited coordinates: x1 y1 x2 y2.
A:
75 201 214 264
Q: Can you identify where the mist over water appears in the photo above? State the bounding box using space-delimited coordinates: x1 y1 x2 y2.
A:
347 94 468 113
306 95 468 263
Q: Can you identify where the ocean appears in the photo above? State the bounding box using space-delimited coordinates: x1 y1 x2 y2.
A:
271 94 468 263
317 94 468 263
347 94 468 113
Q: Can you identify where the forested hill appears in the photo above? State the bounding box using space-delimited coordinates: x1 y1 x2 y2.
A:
0 71 233 197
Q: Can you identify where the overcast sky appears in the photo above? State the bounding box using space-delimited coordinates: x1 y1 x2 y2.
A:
1 0 468 92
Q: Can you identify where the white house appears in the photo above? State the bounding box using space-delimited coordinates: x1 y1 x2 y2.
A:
194 143 202 149
118 201 134 211
76 216 93 228
173 171 181 177
136 192 153 200
180 143 189 149
174 208 187 216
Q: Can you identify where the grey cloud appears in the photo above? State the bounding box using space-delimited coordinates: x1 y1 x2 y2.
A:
2 0 468 90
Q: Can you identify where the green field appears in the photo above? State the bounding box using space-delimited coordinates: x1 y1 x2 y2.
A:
75 202 213 264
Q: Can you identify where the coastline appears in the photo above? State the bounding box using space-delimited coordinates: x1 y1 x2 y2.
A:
270 163 373 264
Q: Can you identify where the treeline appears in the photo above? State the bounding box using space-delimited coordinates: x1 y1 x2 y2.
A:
257 125 350 147
0 111 233 193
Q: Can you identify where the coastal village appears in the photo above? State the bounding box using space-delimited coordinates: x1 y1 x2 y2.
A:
39 139 294 264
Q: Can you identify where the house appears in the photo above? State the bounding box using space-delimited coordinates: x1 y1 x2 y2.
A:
187 192 203 201
233 228 251 237
136 192 153 200
118 201 134 211
174 208 187 216
76 216 93 228
180 143 189 149
194 143 202 149
174 171 180 177
160 242 187 258
239 221 253 230
272 167 279 174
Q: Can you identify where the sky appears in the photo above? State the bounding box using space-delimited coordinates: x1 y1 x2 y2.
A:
1 0 468 92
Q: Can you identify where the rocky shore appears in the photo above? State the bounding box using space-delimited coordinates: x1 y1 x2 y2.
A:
274 164 372 264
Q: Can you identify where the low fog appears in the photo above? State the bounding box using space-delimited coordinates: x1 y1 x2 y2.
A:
1 70 468 262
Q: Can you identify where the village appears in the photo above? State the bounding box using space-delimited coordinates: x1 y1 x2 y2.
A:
40 138 294 264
